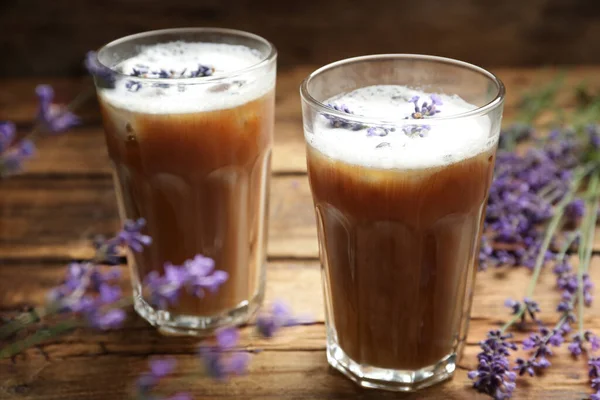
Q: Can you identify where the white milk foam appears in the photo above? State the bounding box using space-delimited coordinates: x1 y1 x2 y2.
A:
306 85 496 170
99 42 273 114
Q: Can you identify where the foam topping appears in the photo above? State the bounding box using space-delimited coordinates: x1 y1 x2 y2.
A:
99 41 273 114
306 85 496 170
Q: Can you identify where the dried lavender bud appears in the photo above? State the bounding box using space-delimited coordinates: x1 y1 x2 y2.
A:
324 103 365 131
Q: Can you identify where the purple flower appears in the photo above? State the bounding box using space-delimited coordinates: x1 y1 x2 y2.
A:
199 327 250 380
85 51 115 84
0 139 35 177
504 297 540 324
408 95 442 119
468 330 517 399
504 298 521 315
568 334 584 357
0 121 15 153
88 308 126 330
324 103 365 131
136 358 179 395
144 254 227 309
588 125 600 149
35 85 80 133
514 358 535 376
564 198 585 222
49 260 124 330
256 300 301 338
117 218 152 252
184 255 229 298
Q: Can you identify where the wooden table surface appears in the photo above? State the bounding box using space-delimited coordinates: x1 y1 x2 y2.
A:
1 66 600 399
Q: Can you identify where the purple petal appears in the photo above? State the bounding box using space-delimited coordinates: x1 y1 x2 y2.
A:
91 308 126 330
430 94 443 105
99 284 122 304
150 358 177 378
216 327 239 350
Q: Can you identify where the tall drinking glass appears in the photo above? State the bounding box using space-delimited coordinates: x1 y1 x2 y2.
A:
92 28 276 335
300 55 504 390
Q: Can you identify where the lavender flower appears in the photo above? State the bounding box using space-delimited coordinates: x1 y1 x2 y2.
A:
565 198 585 222
256 300 300 338
468 330 517 399
0 121 15 153
144 254 228 309
504 297 540 324
117 218 152 252
568 334 584 357
35 85 80 133
136 358 190 400
184 255 229 298
324 103 365 130
408 95 442 119
84 51 115 85
47 219 154 330
199 327 250 380
0 139 35 177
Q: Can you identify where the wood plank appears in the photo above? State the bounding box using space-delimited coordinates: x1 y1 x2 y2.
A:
2 256 600 342
0 258 597 399
0 348 592 400
6 173 600 260
0 175 317 260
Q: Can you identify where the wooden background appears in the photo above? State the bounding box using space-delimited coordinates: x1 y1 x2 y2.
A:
1 0 600 77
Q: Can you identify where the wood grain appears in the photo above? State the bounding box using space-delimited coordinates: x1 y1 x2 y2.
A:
1 257 599 399
1 0 600 77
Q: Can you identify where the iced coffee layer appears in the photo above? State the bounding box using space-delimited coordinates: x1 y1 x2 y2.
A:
99 41 275 114
308 146 495 370
100 88 274 316
306 85 497 170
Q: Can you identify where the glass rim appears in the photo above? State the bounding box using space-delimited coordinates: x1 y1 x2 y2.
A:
97 27 277 84
299 54 506 126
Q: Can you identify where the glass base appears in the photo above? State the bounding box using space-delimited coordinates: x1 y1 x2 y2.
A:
134 281 265 337
326 338 456 391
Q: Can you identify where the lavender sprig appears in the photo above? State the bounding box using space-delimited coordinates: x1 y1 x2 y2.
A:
136 358 191 400
0 85 80 178
199 327 250 380
468 330 517 399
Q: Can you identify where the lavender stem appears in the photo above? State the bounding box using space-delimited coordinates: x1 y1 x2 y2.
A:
501 167 587 333
576 171 600 336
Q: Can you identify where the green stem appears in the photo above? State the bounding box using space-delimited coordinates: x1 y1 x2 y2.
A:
0 321 79 359
0 306 53 340
576 171 600 335
501 168 586 333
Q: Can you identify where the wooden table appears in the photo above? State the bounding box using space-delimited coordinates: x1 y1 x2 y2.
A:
1 67 600 399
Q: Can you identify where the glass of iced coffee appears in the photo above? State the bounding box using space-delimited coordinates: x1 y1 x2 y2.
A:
91 28 276 335
300 55 504 390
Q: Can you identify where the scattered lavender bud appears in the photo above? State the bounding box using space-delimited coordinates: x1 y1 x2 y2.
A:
324 103 365 131
256 300 301 338
199 327 250 380
35 85 80 133
0 139 35 177
117 218 152 252
136 358 190 399
85 51 116 85
144 254 227 310
0 121 15 153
